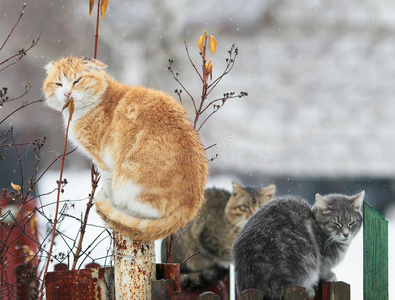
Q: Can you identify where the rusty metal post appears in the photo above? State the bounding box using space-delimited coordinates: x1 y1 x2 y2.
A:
114 231 156 299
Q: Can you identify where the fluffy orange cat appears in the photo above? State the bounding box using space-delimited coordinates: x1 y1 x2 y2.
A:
43 56 208 240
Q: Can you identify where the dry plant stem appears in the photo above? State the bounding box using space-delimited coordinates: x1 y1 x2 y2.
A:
94 0 101 59
10 132 24 197
0 3 26 52
39 112 72 299
0 99 43 125
71 165 100 270
0 36 40 72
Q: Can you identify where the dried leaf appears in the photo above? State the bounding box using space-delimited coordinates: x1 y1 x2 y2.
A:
89 0 95 17
11 181 21 194
208 35 217 55
62 97 75 120
205 59 213 81
101 0 109 19
198 35 204 53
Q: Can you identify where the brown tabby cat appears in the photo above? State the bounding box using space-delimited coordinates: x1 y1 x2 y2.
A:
43 56 208 241
162 181 275 288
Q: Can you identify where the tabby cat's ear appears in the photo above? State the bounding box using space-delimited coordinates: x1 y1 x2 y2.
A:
314 193 332 211
260 184 276 198
44 62 54 74
350 191 364 211
231 181 244 194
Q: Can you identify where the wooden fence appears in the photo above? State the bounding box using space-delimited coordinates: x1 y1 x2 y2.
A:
44 202 389 299
152 202 389 300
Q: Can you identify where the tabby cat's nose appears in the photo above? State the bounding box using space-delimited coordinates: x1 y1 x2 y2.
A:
64 92 71 99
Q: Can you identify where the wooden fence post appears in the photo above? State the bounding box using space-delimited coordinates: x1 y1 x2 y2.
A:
114 231 156 299
284 286 305 300
241 288 264 299
197 291 220 300
363 202 388 300
320 282 350 300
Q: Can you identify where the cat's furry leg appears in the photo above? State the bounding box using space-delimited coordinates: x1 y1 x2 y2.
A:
320 270 337 282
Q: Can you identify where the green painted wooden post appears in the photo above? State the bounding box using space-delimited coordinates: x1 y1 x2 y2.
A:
363 202 388 300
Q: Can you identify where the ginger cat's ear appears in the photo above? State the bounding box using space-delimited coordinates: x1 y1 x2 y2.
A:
44 62 54 74
82 57 107 70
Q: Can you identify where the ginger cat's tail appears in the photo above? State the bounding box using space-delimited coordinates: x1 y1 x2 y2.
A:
95 193 193 241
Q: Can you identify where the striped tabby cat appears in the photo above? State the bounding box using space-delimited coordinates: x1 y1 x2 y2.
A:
162 181 275 288
233 192 364 299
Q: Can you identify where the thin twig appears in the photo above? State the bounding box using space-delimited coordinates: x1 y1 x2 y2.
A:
10 128 24 197
0 36 41 71
0 3 26 52
0 99 44 125
71 165 100 270
39 110 73 299
94 0 101 59
168 65 197 112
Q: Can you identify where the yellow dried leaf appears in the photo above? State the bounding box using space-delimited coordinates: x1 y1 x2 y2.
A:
89 0 95 17
62 97 75 120
205 59 213 81
101 0 109 19
198 35 205 53
11 181 21 194
208 35 217 55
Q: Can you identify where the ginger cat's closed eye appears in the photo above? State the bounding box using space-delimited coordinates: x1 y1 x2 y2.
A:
43 56 208 240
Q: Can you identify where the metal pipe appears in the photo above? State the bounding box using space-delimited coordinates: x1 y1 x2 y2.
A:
114 231 156 299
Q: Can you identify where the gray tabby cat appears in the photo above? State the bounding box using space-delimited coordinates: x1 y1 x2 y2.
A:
232 192 364 299
162 181 275 288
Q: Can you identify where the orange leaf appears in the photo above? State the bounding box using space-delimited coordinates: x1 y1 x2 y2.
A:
208 35 217 55
62 97 75 120
89 0 95 17
101 0 109 19
198 35 204 53
11 181 21 194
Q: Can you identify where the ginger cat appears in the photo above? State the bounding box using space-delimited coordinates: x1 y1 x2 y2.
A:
43 56 208 241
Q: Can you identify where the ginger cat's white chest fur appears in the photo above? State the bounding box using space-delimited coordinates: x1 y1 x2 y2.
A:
43 56 208 240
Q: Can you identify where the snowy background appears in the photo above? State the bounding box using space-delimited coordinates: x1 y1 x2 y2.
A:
1 0 395 299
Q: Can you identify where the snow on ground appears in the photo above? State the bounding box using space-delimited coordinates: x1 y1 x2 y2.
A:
37 170 394 299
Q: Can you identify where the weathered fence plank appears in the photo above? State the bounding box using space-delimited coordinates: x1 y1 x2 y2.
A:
241 288 264 299
284 286 305 300
151 279 174 300
320 282 350 300
156 263 181 292
197 291 221 300
363 202 388 300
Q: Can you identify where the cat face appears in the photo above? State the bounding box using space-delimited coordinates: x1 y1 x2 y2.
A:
312 192 363 247
225 181 275 227
43 57 108 114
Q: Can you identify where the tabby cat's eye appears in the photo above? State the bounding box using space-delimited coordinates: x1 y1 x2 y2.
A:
349 220 356 227
333 222 342 229
73 77 82 85
55 82 62 87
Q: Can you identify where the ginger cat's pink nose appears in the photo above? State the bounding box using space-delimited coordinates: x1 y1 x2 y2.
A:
64 92 71 99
